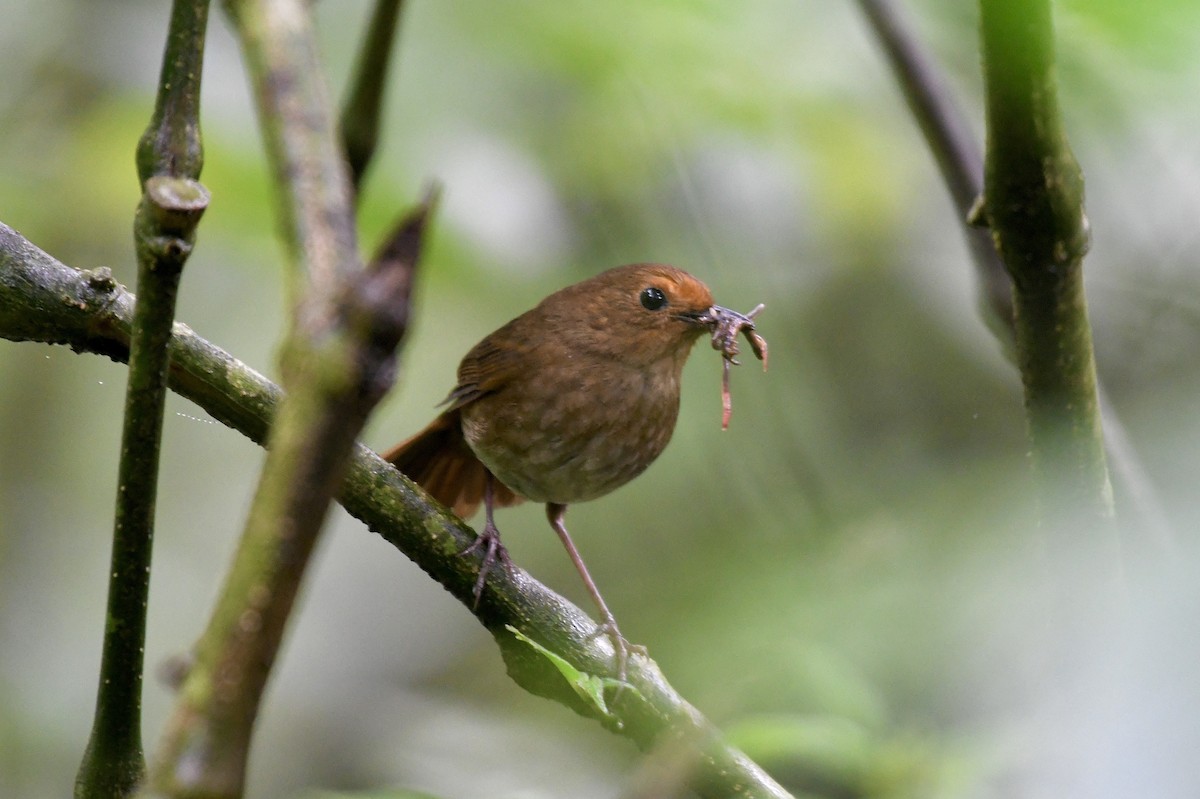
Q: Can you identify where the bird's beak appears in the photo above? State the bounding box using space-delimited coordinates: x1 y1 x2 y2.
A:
683 304 757 331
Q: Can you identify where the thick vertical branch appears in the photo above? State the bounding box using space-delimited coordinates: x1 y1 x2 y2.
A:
142 1 425 795
978 0 1112 526
856 0 1171 547
75 3 211 798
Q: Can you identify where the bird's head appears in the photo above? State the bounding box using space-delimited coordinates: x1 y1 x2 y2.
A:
539 263 730 369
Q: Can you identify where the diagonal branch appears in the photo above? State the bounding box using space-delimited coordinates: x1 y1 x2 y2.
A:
0 220 793 799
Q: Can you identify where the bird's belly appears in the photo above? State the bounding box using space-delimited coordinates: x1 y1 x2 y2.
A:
460 370 680 504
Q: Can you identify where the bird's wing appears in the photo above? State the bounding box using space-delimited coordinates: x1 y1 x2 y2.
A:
443 318 535 410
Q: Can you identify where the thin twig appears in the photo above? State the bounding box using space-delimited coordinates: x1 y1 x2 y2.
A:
853 0 1011 328
339 0 407 192
0 221 794 799
136 0 210 182
75 3 211 797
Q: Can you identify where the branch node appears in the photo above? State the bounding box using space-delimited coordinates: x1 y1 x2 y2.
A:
87 267 118 292
145 176 211 231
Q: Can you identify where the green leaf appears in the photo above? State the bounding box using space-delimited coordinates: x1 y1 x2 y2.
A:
505 625 636 718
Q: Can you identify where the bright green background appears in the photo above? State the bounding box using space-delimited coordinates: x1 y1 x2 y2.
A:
2 1 1199 797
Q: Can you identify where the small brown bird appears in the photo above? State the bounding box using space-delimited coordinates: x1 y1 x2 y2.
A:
382 263 764 676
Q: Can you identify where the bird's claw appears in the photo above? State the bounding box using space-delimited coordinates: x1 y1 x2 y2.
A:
587 616 646 684
460 522 510 609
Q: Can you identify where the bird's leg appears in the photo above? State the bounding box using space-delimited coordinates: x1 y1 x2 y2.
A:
546 503 644 681
460 472 510 608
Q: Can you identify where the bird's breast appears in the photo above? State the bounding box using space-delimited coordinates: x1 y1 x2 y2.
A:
459 360 683 504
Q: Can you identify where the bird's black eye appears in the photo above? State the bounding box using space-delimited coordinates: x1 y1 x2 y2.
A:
640 286 668 311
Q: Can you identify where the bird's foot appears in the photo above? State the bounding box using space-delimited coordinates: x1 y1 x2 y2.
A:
459 520 510 609
586 615 647 684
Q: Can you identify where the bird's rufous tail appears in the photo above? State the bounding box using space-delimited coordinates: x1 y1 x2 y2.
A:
381 409 522 519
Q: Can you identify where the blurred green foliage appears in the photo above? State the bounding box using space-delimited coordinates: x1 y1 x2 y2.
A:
3 1 1200 798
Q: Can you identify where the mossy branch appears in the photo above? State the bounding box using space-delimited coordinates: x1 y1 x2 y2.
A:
0 220 793 799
